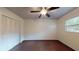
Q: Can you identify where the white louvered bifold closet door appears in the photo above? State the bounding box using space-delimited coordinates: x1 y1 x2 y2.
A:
1 15 20 51
0 15 3 50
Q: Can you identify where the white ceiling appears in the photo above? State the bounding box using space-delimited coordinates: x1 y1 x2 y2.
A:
6 7 76 19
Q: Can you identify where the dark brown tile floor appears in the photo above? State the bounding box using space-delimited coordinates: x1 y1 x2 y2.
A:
10 40 74 51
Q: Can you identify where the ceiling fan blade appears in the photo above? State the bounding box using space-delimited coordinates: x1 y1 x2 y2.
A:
48 7 59 11
30 11 40 13
38 14 42 18
46 13 50 17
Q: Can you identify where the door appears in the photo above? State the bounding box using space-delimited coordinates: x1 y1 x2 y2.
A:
1 15 20 51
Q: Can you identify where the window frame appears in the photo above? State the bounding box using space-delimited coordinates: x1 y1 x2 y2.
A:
65 17 79 33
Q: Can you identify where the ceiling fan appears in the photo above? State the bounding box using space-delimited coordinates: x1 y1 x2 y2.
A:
30 7 59 18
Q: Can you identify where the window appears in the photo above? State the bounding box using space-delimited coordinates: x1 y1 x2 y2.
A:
65 17 79 32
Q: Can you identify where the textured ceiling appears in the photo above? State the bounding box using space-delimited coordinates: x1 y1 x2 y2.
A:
6 7 75 19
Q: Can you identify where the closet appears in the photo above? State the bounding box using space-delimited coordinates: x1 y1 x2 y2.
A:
0 15 21 50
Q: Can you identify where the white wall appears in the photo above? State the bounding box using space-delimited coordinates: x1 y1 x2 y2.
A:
0 8 24 51
57 8 79 50
24 19 57 40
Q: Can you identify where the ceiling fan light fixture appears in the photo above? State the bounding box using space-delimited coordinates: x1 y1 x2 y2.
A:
40 8 47 15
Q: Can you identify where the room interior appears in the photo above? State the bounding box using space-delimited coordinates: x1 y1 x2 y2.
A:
0 7 79 51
